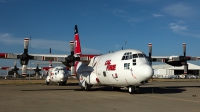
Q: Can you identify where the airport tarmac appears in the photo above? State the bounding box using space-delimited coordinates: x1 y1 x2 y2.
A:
0 82 200 112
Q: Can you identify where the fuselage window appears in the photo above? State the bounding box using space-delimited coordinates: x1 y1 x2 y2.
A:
124 63 130 70
103 71 106 77
133 59 136 66
132 54 137 66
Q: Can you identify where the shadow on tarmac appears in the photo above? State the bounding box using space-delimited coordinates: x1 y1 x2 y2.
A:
21 85 200 94
74 86 192 94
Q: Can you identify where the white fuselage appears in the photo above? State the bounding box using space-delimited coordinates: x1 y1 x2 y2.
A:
46 66 69 83
76 49 154 88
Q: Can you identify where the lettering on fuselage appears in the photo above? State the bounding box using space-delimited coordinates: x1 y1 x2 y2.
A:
105 60 116 71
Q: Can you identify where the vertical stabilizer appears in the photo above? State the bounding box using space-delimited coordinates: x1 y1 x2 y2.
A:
74 25 82 55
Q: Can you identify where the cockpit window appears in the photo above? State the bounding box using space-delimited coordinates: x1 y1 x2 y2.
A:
132 54 138 58
138 53 144 57
122 52 132 60
58 68 65 70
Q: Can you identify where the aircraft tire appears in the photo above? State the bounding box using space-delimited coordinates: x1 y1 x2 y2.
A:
134 86 140 94
58 83 61 86
128 86 134 94
45 80 50 85
84 82 91 91
62 82 66 85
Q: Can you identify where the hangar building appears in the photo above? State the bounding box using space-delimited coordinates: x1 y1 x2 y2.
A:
152 63 200 76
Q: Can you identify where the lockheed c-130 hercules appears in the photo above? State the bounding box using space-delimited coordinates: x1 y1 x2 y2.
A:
0 25 199 94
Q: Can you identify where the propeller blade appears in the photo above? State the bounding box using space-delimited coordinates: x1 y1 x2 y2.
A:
24 38 29 54
182 43 188 75
49 48 51 54
71 66 75 75
70 41 74 53
183 43 186 56
22 65 27 76
37 61 39 67
14 72 17 78
184 64 188 74
14 61 17 66
148 43 152 65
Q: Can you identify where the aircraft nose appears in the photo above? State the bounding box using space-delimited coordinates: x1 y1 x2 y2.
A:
58 73 64 79
138 64 153 80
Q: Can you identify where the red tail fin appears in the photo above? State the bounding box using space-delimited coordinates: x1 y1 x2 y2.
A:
74 25 82 55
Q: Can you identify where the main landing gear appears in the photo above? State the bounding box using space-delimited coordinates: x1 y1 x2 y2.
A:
57 82 67 86
128 86 139 94
45 80 50 85
81 82 93 91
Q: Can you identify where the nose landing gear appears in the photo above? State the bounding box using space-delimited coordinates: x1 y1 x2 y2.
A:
128 86 139 94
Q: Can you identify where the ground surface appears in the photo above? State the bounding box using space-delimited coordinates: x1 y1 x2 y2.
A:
0 80 200 112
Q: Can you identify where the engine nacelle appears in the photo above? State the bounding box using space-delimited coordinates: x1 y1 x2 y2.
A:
168 56 180 62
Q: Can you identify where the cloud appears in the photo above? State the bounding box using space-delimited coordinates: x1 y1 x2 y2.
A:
163 3 195 18
0 33 100 53
112 9 141 25
169 23 188 33
152 14 165 17
112 9 130 18
169 22 200 38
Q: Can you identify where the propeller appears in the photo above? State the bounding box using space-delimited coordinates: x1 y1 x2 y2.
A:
182 43 188 74
12 61 19 78
148 43 152 66
17 38 34 76
34 61 41 78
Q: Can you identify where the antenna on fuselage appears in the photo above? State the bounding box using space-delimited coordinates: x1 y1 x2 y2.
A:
49 48 52 67
125 41 127 49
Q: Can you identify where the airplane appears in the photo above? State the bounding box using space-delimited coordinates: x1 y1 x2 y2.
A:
0 61 19 78
0 25 200 94
43 65 69 86
0 61 41 78
0 60 69 86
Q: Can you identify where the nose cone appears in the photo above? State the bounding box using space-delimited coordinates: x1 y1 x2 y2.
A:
59 73 65 79
135 64 153 81
142 64 153 79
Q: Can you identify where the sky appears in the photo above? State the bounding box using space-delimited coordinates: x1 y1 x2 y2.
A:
1 0 200 69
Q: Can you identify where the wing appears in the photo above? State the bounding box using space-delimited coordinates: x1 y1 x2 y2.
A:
151 56 199 62
148 43 200 74
0 53 68 62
